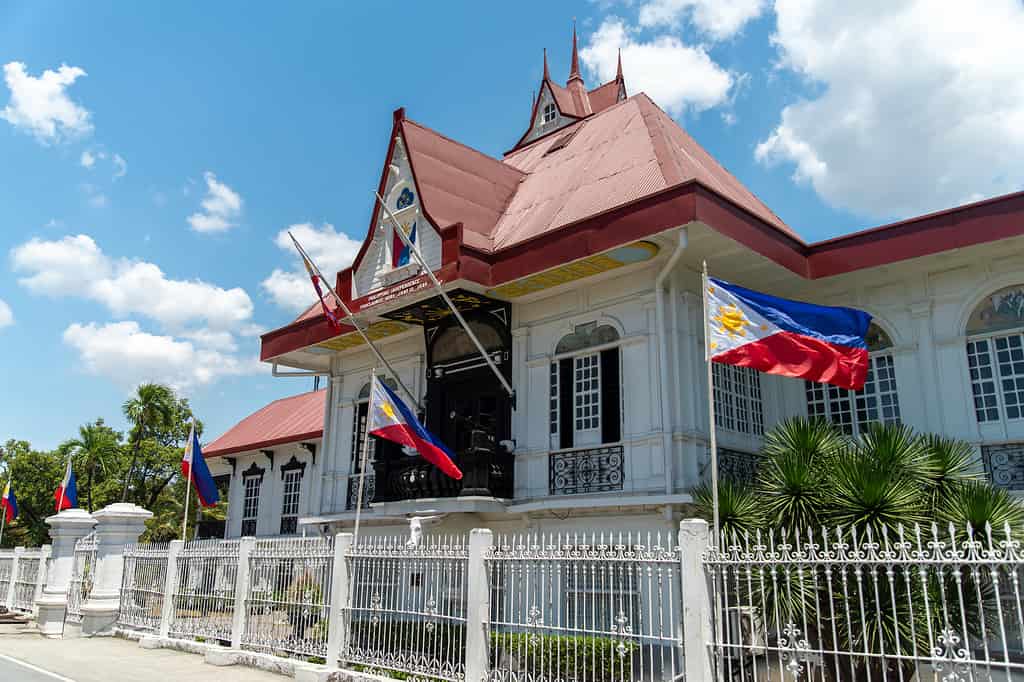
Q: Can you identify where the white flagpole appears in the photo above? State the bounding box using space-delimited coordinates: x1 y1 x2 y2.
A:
181 423 194 542
288 233 422 412
375 192 516 402
701 261 720 547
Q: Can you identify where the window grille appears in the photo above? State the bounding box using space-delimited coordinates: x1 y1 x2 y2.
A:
242 476 260 537
714 364 764 435
279 470 301 535
574 353 601 433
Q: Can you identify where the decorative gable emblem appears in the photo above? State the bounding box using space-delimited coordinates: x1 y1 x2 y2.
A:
396 187 415 210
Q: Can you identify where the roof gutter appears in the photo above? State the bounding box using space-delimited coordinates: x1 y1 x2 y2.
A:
655 227 688 495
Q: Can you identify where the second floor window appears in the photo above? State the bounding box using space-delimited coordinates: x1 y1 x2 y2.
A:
550 323 622 450
805 323 900 435
966 285 1024 425
714 364 764 435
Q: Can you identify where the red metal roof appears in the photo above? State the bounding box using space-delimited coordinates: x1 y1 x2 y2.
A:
204 389 325 458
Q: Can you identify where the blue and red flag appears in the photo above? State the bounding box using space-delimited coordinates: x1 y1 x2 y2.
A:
706 277 872 390
54 458 78 511
392 220 416 268
367 376 462 480
1 480 17 522
182 424 220 507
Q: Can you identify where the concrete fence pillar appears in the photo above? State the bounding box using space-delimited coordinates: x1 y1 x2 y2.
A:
32 545 52 615
679 518 715 682
81 502 153 636
5 547 24 609
464 528 493 682
230 537 255 649
36 508 96 637
159 540 183 639
326 532 353 667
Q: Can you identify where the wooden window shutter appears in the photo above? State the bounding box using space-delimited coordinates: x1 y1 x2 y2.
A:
600 349 621 444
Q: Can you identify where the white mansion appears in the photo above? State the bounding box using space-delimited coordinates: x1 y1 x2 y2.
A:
203 36 1024 540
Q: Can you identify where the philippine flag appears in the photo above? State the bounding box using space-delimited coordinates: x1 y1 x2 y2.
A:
367 376 462 480
182 424 220 507
54 459 78 511
706 277 872 390
1 481 17 522
392 221 416 268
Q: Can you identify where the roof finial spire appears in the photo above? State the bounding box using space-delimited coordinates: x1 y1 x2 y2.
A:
616 48 623 80
568 19 583 84
543 48 550 80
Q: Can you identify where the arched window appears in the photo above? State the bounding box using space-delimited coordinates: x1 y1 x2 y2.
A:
550 323 622 449
805 322 901 435
351 377 397 470
966 285 1024 424
430 320 505 365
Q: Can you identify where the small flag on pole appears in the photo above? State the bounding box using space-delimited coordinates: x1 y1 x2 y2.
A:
367 376 462 480
181 424 220 507
1 481 17 522
392 220 416 267
706 276 872 390
54 458 78 511
299 249 344 333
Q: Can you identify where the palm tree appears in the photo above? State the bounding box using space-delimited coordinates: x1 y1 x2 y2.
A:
66 420 119 512
121 383 175 502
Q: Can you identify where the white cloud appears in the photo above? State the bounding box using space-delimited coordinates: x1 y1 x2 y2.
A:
0 299 12 329
10 234 254 331
80 150 96 168
261 222 362 311
188 171 242 233
756 0 1024 219
580 17 734 116
63 321 262 390
112 153 126 178
0 61 92 143
638 0 767 40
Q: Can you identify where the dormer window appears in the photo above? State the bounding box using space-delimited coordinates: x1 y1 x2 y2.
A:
542 103 557 124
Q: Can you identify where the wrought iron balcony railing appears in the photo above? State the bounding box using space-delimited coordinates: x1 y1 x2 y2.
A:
548 444 624 495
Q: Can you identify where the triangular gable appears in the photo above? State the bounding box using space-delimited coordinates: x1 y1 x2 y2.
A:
512 80 583 150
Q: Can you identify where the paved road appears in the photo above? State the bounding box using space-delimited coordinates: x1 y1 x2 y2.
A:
0 632 287 681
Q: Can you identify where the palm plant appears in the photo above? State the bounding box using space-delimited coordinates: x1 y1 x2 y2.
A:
66 420 120 512
121 383 175 502
695 418 1024 682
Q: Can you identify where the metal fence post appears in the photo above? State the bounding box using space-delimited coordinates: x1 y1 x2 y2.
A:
680 519 714 682
159 540 183 639
5 547 23 609
326 532 353 668
231 537 255 649
465 528 492 682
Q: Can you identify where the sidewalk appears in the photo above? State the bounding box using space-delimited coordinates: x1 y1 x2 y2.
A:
0 632 287 681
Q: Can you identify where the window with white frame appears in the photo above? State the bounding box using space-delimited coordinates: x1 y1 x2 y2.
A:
713 363 764 435
550 323 621 450
966 285 1024 425
542 102 557 124
240 465 263 536
279 457 305 535
350 379 397 472
805 323 901 436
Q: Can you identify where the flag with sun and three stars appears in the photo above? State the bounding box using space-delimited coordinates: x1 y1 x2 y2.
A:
706 276 873 390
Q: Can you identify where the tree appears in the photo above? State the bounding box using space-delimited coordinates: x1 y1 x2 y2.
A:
121 383 175 501
695 418 1024 682
0 440 67 547
63 419 121 512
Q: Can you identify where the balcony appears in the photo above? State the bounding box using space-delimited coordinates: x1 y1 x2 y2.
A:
549 444 625 495
369 429 514 504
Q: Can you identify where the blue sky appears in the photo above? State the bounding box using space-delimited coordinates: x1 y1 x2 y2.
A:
1 0 1021 449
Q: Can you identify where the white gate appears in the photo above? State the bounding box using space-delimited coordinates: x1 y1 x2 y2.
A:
65 531 98 624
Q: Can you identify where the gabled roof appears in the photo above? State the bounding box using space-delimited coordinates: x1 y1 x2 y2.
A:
204 389 325 458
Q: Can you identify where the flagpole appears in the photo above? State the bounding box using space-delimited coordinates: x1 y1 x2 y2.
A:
375 192 516 403
181 422 194 542
288 233 422 412
701 261 720 547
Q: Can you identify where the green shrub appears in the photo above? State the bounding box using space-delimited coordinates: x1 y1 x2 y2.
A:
490 632 637 682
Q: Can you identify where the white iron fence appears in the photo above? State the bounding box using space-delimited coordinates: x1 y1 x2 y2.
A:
11 552 42 613
169 538 240 643
703 522 1024 682
118 542 169 632
242 537 333 660
0 551 12 605
343 534 469 681
65 531 97 624
486 531 684 682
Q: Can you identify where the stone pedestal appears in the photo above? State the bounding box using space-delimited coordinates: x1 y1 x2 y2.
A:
81 503 152 636
35 508 96 638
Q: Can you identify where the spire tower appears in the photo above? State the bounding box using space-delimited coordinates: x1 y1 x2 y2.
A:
543 48 550 81
568 20 583 85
